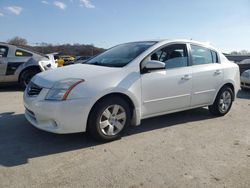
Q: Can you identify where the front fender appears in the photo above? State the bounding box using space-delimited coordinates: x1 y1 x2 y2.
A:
85 87 142 126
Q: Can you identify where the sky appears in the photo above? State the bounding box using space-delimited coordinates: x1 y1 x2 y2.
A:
0 0 250 52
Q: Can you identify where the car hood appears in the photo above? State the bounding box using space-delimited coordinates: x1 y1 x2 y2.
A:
32 64 120 88
239 59 250 65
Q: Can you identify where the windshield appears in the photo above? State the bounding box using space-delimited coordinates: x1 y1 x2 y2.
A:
85 41 156 67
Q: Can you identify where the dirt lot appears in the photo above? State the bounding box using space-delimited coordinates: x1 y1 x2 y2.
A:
0 84 250 188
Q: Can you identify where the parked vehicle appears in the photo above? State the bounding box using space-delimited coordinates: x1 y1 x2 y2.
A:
238 59 250 75
60 55 75 62
45 53 59 67
241 69 250 90
0 42 57 88
52 55 76 66
52 53 64 67
47 53 74 67
24 39 240 141
59 55 75 66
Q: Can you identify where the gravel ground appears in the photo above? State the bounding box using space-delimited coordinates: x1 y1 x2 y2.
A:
0 84 250 188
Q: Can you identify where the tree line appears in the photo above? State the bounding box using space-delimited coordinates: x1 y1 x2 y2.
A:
7 36 105 57
6 36 250 56
230 50 250 56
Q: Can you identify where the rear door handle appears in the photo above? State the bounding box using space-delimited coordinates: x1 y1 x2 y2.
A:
214 70 222 75
181 74 192 80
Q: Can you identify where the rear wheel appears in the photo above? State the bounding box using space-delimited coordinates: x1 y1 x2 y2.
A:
20 69 40 89
88 96 131 142
209 87 233 116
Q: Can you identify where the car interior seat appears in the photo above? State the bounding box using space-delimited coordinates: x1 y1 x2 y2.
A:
165 51 187 69
151 53 159 61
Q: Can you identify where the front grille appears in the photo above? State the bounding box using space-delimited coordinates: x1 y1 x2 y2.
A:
25 107 35 116
246 83 250 87
27 82 42 96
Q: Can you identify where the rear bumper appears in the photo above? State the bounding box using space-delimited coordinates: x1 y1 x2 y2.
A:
23 90 92 134
240 77 250 89
241 82 250 89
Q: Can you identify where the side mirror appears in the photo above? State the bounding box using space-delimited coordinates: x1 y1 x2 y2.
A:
142 60 165 73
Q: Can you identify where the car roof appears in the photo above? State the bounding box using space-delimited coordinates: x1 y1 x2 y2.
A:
160 39 216 48
0 42 16 47
0 42 46 57
123 39 218 51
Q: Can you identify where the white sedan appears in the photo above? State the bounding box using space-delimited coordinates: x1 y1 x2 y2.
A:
24 39 240 141
241 69 250 89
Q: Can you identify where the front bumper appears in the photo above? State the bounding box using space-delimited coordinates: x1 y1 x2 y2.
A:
23 88 92 134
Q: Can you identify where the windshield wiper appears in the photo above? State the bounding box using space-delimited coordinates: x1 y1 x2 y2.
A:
85 61 102 66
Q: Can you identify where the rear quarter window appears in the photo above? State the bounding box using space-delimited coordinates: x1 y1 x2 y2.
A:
211 50 219 63
0 46 9 57
15 49 33 57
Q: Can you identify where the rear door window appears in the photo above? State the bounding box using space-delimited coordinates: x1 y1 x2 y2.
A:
191 45 213 65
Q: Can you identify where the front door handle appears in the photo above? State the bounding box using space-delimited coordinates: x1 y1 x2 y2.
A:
181 75 192 80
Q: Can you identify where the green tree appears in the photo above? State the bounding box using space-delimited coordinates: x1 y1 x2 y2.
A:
7 36 28 46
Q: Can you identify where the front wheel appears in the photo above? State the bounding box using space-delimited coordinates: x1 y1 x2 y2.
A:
88 97 131 142
209 87 234 116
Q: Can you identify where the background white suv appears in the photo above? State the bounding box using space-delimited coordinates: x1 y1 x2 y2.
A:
24 39 240 141
241 69 250 89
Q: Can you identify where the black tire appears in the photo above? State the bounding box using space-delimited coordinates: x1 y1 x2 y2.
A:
209 87 234 116
20 69 40 89
88 96 131 142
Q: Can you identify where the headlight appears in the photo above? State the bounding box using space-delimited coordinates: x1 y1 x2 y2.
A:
242 72 250 78
46 79 84 101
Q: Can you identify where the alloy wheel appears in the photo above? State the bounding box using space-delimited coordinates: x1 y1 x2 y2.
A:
99 105 127 136
219 90 232 113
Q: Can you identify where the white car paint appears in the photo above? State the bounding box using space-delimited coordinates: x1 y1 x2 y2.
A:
23 39 240 134
241 69 250 89
42 54 58 69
